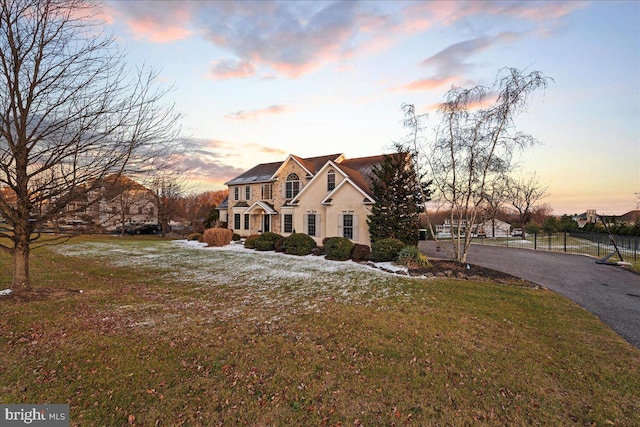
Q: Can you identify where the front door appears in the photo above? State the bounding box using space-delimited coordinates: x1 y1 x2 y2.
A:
263 215 270 232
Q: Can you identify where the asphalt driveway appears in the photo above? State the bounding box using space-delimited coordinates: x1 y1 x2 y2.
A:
419 240 640 349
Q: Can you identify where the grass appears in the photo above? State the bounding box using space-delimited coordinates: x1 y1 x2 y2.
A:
1 235 639 426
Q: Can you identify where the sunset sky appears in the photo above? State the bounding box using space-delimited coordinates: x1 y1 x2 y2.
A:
101 0 639 215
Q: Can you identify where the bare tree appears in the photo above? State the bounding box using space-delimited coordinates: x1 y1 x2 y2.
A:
0 0 181 289
507 173 549 238
480 176 509 237
409 68 551 262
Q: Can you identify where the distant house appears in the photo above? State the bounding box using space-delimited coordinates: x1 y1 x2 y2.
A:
618 210 640 224
573 209 597 228
477 218 511 238
219 153 393 246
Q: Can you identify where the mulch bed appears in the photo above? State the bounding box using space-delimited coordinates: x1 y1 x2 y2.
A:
406 260 540 288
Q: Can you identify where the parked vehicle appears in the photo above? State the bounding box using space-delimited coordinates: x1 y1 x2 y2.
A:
115 223 161 235
511 228 523 237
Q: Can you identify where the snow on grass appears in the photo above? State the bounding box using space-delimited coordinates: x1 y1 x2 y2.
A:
50 239 421 323
0 289 12 296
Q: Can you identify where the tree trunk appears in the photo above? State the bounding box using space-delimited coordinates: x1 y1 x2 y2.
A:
12 243 30 290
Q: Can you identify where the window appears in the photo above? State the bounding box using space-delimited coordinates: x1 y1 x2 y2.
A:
327 169 335 191
234 187 239 201
262 183 273 200
244 214 249 230
342 214 353 239
245 186 251 201
285 173 300 199
307 214 316 237
234 213 241 230
284 214 293 233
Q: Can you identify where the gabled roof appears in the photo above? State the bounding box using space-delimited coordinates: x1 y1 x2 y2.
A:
245 201 277 215
225 154 343 186
619 210 640 223
225 161 282 185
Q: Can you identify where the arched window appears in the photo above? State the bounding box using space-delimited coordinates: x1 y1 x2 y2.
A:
286 173 300 198
327 169 335 191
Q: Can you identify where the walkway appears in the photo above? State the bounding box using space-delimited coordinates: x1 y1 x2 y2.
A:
419 240 640 349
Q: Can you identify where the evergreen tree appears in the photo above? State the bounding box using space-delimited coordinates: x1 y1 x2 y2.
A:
367 152 428 245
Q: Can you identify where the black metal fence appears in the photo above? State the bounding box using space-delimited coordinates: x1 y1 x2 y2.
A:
471 231 639 262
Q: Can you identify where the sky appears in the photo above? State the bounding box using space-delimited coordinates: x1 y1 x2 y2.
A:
100 0 640 216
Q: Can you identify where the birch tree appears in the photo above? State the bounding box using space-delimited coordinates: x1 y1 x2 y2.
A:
0 0 181 289
405 68 551 262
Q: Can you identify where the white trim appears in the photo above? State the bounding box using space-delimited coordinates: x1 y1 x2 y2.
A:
244 201 277 215
271 155 314 180
291 160 348 203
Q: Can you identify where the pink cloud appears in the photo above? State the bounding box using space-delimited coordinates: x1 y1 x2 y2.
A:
111 1 193 43
393 76 459 92
225 105 290 121
210 60 256 80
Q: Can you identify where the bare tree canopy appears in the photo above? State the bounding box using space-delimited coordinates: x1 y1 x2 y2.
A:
507 173 550 237
0 0 181 289
406 67 551 263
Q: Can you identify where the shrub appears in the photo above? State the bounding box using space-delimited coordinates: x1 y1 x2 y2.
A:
283 233 316 256
254 232 283 251
187 232 202 241
372 238 405 262
232 233 241 241
274 237 286 252
312 246 325 256
396 246 430 269
244 234 261 249
351 244 371 261
201 228 233 247
324 237 354 261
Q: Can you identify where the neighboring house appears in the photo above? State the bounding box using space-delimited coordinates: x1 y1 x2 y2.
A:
476 218 511 238
619 210 640 224
57 175 157 231
435 219 477 238
220 153 388 246
573 209 597 228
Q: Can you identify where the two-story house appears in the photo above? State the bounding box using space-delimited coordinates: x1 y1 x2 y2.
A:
220 153 388 246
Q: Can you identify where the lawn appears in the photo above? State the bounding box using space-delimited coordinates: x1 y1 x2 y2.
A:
1 235 639 426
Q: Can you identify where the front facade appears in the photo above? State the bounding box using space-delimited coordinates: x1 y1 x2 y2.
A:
221 153 384 246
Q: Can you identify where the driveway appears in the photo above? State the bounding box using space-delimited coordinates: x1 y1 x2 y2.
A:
419 240 640 349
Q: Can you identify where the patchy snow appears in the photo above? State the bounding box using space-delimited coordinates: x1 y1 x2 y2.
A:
0 289 12 296
50 239 426 324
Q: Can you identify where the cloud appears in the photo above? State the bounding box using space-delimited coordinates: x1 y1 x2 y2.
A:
210 59 256 80
176 138 286 187
392 76 459 92
110 1 193 43
224 105 290 121
196 1 384 78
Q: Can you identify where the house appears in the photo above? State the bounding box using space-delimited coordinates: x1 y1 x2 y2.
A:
434 217 511 238
573 209 597 228
219 153 390 246
476 218 511 238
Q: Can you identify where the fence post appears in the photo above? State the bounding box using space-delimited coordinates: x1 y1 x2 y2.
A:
564 232 567 253
534 231 537 250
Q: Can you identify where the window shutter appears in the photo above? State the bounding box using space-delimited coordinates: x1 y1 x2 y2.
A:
337 214 343 237
316 214 322 238
352 215 359 241
303 214 308 234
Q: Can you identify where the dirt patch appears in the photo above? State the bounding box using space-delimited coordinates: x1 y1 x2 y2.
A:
0 288 83 302
410 260 540 288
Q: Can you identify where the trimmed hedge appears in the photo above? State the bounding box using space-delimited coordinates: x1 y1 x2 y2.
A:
324 237 354 261
201 228 232 247
188 232 202 241
244 234 261 249
254 232 283 251
396 246 430 269
283 233 316 256
351 244 371 261
372 238 405 262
